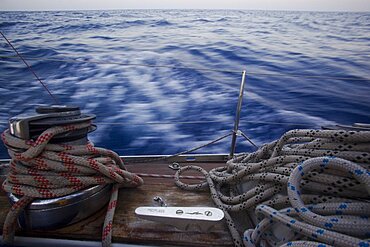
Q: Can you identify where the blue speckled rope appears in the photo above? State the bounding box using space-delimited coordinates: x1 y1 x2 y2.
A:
287 157 369 238
174 129 370 247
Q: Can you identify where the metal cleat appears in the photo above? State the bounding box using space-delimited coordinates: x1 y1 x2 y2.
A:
135 206 224 231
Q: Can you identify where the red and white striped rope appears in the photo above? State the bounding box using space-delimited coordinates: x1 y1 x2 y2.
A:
1 122 143 246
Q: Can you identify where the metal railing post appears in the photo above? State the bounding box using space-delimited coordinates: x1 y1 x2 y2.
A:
229 70 246 158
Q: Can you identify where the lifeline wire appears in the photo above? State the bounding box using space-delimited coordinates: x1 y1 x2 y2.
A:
1 122 143 247
127 131 233 163
0 32 59 104
174 129 370 247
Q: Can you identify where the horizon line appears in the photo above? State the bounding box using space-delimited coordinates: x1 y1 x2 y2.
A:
1 8 369 13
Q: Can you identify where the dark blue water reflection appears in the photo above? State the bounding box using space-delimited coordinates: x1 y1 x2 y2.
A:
0 10 369 157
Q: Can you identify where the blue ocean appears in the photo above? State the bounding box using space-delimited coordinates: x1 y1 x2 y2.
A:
0 10 369 157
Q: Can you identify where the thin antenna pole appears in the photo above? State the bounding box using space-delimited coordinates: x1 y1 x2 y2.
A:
229 70 247 158
0 31 59 104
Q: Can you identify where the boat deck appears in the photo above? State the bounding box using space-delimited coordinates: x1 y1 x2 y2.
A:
0 160 234 246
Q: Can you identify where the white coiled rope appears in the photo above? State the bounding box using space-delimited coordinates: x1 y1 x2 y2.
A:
174 129 370 247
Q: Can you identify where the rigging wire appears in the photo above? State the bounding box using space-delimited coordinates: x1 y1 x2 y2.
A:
0 32 59 104
1 54 369 82
127 131 233 163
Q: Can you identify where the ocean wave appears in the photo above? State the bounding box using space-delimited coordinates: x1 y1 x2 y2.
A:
118 19 147 26
0 10 369 157
192 18 213 23
216 17 228 22
0 21 29 28
151 20 173 27
21 47 59 58
99 12 111 18
47 23 106 33
89 35 117 41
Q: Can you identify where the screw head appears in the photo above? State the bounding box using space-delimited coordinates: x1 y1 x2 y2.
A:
204 210 212 216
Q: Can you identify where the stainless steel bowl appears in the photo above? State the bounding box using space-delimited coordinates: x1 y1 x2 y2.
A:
8 184 112 230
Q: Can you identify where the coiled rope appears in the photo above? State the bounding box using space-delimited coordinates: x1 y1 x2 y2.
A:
174 129 370 247
1 121 144 247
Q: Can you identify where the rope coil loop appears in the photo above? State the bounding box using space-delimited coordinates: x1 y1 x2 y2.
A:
174 129 370 247
1 122 143 246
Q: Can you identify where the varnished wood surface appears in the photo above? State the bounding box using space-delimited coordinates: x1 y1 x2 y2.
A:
0 161 233 246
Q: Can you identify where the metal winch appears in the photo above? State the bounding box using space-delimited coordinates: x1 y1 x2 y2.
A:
7 105 112 230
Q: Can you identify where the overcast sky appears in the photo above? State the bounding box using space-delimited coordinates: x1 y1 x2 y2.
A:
1 0 369 12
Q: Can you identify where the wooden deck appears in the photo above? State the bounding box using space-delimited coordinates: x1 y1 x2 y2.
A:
0 161 233 246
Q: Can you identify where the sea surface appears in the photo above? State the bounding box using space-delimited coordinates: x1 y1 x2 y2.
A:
0 10 369 157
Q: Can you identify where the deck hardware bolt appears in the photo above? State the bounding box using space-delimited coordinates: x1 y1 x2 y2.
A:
169 162 181 170
153 196 167 207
